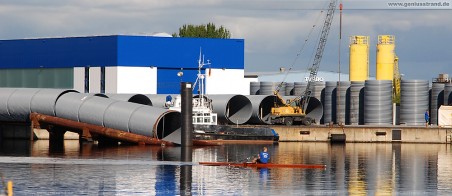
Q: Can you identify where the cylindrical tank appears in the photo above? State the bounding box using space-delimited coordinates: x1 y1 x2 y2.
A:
349 36 369 81
336 81 351 125
293 82 307 96
350 81 365 125
364 80 393 125
259 82 275 95
311 81 325 101
400 80 429 126
323 81 337 124
250 82 260 95
431 83 445 125
445 83 452 106
376 35 395 80
285 82 294 96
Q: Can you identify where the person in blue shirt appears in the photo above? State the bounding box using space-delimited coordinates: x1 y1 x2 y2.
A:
425 110 429 127
253 147 270 164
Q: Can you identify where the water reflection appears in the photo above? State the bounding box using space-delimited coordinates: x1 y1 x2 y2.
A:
0 140 450 195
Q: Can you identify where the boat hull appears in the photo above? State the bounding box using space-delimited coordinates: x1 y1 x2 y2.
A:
199 162 326 169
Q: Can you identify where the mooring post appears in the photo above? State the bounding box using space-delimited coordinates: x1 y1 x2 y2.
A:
181 82 193 150
180 82 193 195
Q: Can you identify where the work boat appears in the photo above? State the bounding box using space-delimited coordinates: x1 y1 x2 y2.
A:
169 50 218 129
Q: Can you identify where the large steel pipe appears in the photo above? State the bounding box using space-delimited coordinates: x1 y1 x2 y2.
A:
431 83 445 125
0 88 20 121
364 80 393 125
128 106 181 138
1 88 40 122
55 92 105 122
400 80 429 126
107 94 153 106
245 95 281 124
323 81 336 124
206 94 252 125
350 81 365 125
30 89 78 117
250 82 260 95
336 81 351 125
78 96 118 127
445 83 452 106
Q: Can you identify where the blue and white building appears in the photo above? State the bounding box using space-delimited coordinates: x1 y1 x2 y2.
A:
0 35 248 94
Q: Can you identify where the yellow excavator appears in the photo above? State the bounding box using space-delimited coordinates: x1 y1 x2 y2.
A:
269 0 338 126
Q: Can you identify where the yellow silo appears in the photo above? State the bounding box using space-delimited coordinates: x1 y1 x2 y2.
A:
349 36 369 81
376 35 395 80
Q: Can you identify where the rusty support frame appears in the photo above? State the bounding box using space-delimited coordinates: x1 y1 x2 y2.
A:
30 112 174 146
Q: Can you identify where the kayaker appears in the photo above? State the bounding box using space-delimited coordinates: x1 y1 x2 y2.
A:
253 147 270 164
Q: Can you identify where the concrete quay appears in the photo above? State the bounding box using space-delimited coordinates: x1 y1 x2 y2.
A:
271 125 452 144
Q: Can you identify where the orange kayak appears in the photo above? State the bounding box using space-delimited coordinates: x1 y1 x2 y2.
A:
199 162 326 169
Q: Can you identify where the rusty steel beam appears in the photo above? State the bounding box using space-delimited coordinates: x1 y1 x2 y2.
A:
30 112 174 146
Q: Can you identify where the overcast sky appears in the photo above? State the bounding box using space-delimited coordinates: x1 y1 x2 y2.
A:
0 0 451 80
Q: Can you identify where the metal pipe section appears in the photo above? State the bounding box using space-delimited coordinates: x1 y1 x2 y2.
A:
431 83 445 125
445 83 452 106
350 81 365 125
106 94 153 106
336 81 350 125
323 81 336 124
30 89 78 117
206 94 252 125
293 82 307 96
400 80 429 126
304 96 324 124
259 82 277 95
78 96 119 127
364 80 393 125
55 92 106 122
245 95 280 124
285 82 294 96
128 106 181 138
0 88 75 122
250 82 260 95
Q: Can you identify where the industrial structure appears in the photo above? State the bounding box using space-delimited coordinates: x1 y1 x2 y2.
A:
376 35 396 81
0 35 247 95
349 35 369 81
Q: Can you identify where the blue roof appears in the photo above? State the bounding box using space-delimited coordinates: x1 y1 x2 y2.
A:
0 35 244 69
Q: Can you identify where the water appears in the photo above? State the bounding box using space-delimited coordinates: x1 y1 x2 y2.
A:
0 140 451 195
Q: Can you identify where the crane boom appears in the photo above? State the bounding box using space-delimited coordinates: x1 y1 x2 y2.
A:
301 0 338 112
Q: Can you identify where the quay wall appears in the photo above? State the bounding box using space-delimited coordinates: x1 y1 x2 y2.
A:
272 125 452 144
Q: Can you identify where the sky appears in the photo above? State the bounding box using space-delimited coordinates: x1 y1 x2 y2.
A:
0 0 451 81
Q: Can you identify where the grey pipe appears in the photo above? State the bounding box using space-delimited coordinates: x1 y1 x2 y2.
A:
400 80 429 126
0 88 20 121
30 89 78 117
323 81 336 124
245 95 280 124
128 106 181 138
206 94 252 125
364 80 393 125
431 83 444 125
107 94 153 106
336 81 351 125
285 82 294 96
250 82 260 95
350 81 365 125
78 96 119 127
55 92 107 122
445 83 452 106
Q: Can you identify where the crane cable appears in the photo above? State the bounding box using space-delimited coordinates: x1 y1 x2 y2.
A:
276 2 329 92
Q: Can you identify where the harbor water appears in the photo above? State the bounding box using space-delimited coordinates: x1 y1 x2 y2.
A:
0 140 451 195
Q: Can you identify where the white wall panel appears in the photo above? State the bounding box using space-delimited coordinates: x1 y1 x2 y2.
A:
105 67 118 93
117 67 157 94
205 69 249 95
73 67 85 93
89 67 101 93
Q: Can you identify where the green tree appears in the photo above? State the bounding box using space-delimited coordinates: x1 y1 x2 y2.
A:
172 23 231 39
